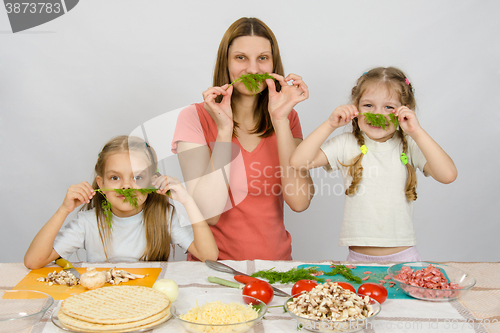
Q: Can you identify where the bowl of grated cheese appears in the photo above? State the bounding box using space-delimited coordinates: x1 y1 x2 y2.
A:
171 292 267 333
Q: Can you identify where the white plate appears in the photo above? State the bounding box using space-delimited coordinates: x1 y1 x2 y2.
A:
50 304 171 333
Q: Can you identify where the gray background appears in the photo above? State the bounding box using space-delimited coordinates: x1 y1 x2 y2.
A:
1 1 499 264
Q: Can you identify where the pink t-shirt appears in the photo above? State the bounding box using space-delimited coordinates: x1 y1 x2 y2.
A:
171 103 303 260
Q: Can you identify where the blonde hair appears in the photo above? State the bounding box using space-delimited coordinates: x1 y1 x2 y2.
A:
341 67 418 201
83 136 174 261
213 17 284 137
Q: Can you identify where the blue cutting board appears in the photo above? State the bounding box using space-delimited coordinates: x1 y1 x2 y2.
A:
297 264 412 300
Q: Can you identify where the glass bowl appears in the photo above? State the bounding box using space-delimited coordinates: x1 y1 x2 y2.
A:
171 292 267 333
387 262 476 301
0 290 54 332
284 294 381 333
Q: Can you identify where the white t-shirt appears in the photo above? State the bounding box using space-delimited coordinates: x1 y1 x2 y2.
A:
53 206 194 262
320 132 428 247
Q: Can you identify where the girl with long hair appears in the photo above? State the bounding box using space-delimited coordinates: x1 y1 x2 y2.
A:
25 135 218 268
291 67 457 262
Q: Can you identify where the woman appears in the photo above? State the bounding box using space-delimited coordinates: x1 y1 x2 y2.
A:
171 17 313 260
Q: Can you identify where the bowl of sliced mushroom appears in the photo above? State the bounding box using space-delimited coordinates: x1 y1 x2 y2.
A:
284 282 381 333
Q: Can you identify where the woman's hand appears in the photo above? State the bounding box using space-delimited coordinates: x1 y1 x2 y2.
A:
394 106 421 134
328 105 358 128
202 84 234 133
153 175 191 204
60 182 95 215
267 73 309 121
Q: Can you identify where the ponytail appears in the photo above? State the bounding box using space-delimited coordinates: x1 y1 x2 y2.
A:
339 118 366 196
398 129 418 201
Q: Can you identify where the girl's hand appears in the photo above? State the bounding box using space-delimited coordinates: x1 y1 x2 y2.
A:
267 73 309 121
152 175 191 204
203 84 234 133
60 182 95 214
328 105 358 128
394 106 421 134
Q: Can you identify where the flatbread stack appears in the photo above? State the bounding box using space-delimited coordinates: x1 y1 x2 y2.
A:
58 286 171 332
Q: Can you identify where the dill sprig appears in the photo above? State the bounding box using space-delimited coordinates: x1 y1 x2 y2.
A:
251 267 322 284
361 112 399 130
95 187 159 228
251 264 362 284
227 73 275 95
323 264 362 284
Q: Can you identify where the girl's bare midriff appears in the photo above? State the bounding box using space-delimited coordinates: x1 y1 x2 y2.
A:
349 246 412 256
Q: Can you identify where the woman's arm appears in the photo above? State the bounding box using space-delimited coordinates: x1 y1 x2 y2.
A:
395 107 457 184
266 74 315 212
24 182 95 269
175 86 235 225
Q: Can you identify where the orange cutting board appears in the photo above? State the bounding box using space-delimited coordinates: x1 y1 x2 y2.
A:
11 267 162 300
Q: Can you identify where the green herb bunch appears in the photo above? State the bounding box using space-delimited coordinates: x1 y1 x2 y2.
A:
251 264 362 284
251 267 324 284
361 112 399 130
95 187 159 228
227 73 275 95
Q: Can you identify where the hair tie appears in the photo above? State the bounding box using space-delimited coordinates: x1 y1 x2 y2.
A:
363 72 368 76
404 78 410 85
145 142 150 148
400 153 408 165
360 145 367 155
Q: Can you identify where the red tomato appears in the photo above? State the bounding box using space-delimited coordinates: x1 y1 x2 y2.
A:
242 281 274 305
357 282 388 304
291 280 319 296
336 282 356 293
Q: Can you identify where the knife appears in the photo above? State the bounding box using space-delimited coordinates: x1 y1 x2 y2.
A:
55 257 81 279
205 260 290 297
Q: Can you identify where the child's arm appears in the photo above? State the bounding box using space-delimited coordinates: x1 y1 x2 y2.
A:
290 105 359 170
24 182 95 269
153 176 218 261
395 106 458 184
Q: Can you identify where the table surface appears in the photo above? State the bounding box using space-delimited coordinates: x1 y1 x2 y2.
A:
1 260 499 333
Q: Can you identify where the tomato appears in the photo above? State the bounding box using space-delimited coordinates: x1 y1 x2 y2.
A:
336 282 356 293
242 280 274 305
291 280 319 296
357 282 388 304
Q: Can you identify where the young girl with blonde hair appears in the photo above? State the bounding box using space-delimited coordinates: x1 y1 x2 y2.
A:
290 67 457 262
25 136 218 268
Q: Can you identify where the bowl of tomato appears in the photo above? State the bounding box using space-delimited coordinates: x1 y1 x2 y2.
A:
387 262 476 301
284 282 381 332
171 291 267 333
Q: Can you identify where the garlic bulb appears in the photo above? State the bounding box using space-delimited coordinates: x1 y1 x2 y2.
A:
79 267 106 290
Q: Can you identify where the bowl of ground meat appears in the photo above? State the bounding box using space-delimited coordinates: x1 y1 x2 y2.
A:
387 262 476 301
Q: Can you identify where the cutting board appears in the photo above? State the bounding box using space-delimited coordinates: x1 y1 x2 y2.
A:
11 267 162 300
297 264 411 300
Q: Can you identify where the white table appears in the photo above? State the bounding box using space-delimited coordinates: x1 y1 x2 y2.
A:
2 260 499 333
